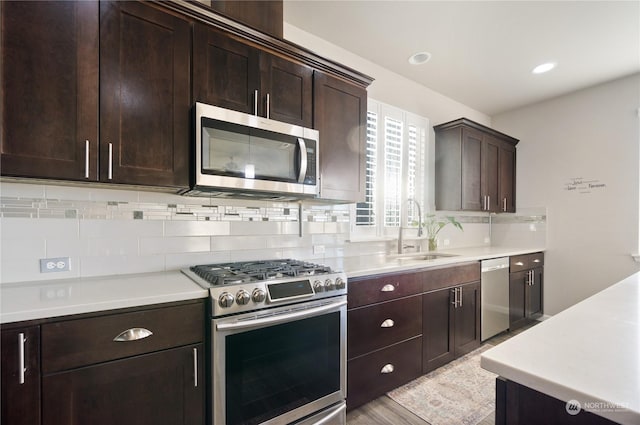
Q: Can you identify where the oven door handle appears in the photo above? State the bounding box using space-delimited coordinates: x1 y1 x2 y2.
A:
216 299 347 331
310 402 346 425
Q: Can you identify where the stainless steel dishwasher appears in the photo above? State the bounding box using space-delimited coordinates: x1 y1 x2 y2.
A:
481 257 510 341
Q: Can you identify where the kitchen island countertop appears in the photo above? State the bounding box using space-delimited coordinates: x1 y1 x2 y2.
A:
481 271 640 424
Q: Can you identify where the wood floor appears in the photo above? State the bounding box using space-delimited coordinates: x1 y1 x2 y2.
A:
346 322 539 425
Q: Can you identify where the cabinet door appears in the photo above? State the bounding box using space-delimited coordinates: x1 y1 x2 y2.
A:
422 288 455 373
314 72 367 202
193 24 260 114
460 128 483 211
1 326 41 425
454 281 481 357
509 271 528 331
42 344 204 425
100 1 190 187
499 143 516 212
526 267 543 319
482 136 501 212
1 1 99 181
261 54 313 127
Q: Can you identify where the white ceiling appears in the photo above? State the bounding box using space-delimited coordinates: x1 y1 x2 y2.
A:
283 1 640 115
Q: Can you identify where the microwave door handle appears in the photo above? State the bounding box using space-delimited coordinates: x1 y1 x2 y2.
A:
297 138 307 183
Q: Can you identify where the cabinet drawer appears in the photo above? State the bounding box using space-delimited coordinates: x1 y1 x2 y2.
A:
347 337 422 410
348 295 422 359
510 252 544 272
423 262 480 292
42 302 204 373
348 271 422 308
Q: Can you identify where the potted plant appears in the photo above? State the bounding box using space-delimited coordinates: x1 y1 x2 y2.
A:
423 214 463 251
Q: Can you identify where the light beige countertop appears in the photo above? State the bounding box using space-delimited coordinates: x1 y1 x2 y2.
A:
328 246 545 278
0 271 208 324
1 245 543 324
481 271 640 424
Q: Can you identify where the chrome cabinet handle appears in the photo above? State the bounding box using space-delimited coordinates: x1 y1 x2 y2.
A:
266 93 270 119
515 261 524 266
380 319 395 328
254 89 259 116
297 138 307 183
193 347 198 388
458 287 463 307
85 140 90 178
18 333 26 385
451 287 458 307
487 195 490 210
533 259 541 263
113 327 153 342
503 197 507 212
108 142 113 180
380 284 396 292
380 364 395 374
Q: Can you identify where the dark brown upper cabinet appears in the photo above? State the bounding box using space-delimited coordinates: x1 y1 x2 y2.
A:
1 1 99 181
1 1 190 188
99 1 190 187
434 118 518 213
193 24 313 128
207 0 283 39
314 72 368 203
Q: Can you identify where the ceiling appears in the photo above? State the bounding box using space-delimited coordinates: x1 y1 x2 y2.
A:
283 1 640 116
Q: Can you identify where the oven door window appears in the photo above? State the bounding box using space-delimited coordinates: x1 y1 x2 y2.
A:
225 312 341 425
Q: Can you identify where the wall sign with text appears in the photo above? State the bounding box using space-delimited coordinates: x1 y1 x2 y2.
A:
564 177 607 194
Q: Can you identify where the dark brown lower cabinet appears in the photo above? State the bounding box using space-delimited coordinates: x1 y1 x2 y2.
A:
347 337 422 410
42 343 204 425
423 281 481 373
509 266 543 331
1 326 41 425
495 378 618 425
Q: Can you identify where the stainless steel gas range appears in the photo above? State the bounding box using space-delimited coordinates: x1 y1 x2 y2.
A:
182 259 347 425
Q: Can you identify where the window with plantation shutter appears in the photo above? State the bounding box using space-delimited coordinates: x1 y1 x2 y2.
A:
352 99 428 238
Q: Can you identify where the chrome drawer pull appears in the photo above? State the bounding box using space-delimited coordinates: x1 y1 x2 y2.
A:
533 259 541 263
380 284 395 292
193 348 198 388
113 327 153 342
380 364 395 374
514 261 524 266
380 319 395 328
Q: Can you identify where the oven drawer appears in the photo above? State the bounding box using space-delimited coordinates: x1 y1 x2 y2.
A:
347 336 422 410
42 301 204 373
347 295 422 359
348 271 422 308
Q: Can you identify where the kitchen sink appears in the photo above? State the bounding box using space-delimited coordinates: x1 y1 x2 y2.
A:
388 252 459 262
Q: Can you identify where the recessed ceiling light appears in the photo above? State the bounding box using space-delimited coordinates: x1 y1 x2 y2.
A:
408 51 432 65
532 62 557 74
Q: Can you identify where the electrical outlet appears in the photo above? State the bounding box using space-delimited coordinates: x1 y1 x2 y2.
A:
443 239 450 246
313 245 325 254
39 257 71 273
40 285 72 300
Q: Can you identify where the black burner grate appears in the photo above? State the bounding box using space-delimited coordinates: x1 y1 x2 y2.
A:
190 259 333 286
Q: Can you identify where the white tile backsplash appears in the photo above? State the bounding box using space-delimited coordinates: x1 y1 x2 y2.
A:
0 181 546 284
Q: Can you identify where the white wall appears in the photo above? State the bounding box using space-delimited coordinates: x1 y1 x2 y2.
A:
493 73 640 315
284 23 490 210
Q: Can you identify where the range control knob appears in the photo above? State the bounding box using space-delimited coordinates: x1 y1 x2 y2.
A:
325 278 336 290
313 280 324 292
252 288 266 303
218 292 235 308
236 289 251 305
335 277 345 289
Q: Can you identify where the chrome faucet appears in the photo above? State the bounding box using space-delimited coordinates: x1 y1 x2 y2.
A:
398 198 423 254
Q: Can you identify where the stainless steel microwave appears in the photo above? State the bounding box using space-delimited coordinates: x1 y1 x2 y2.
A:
180 102 319 199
